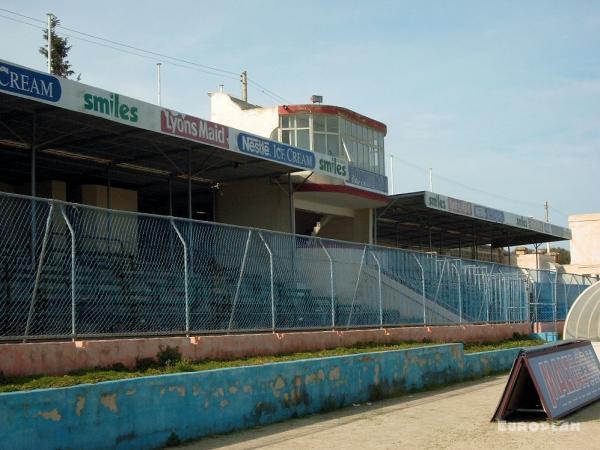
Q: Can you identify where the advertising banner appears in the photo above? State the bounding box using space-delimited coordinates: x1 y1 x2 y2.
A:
493 340 600 420
161 109 229 149
0 59 410 196
423 191 571 239
347 165 388 193
236 132 316 171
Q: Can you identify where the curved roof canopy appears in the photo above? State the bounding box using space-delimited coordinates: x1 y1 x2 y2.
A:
564 281 600 341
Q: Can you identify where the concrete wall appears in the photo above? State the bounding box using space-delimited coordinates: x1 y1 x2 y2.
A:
318 209 372 243
216 177 292 232
568 213 600 276
0 343 522 450
515 253 558 270
209 92 279 139
0 323 531 377
79 185 138 212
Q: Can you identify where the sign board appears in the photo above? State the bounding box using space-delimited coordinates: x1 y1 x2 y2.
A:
0 61 62 102
423 191 571 240
347 165 388 194
160 109 229 149
236 132 316 171
492 340 600 421
0 58 390 194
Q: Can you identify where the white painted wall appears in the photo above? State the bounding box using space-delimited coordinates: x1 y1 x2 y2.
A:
209 92 279 138
569 213 600 266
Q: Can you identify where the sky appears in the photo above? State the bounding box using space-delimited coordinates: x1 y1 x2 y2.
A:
1 1 599 246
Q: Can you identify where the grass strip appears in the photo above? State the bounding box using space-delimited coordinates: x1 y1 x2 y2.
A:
0 336 545 393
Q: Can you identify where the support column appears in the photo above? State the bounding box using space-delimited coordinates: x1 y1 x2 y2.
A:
168 177 173 216
106 165 111 209
187 148 192 219
373 209 378 246
288 173 295 234
30 113 37 267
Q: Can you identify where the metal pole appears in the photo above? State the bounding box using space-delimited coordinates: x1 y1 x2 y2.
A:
60 205 76 339
545 201 551 255
428 168 433 191
319 239 335 329
241 70 248 102
156 63 162 106
106 165 112 254
187 148 192 219
370 251 383 327
106 165 111 209
553 270 558 335
288 173 294 234
47 13 53 74
258 232 275 331
24 202 54 341
228 230 252 332
389 155 394 195
31 113 37 268
168 177 173 216
413 254 426 325
452 263 462 324
171 219 189 335
346 245 367 328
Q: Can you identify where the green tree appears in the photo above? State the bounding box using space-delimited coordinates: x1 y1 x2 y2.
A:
550 247 571 264
39 16 77 79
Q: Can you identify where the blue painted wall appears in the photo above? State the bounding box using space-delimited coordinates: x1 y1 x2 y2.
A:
0 343 519 450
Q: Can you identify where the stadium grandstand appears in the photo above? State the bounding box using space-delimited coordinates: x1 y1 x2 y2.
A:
0 58 593 341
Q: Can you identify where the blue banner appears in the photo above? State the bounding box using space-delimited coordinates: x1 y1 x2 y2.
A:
347 165 388 193
474 204 505 223
237 133 315 171
0 62 61 102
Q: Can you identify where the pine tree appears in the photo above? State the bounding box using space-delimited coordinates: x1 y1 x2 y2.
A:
39 16 76 78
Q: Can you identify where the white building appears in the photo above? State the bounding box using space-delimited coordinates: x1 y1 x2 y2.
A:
209 92 389 243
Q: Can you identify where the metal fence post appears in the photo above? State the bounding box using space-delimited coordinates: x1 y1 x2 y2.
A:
258 232 275 332
60 204 77 339
171 219 190 335
370 250 383 327
412 254 426 325
451 262 462 324
347 245 366 329
319 239 335 329
229 229 252 333
24 202 54 341
552 270 558 334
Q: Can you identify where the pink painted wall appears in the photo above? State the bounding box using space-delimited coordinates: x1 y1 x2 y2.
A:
0 323 532 377
533 321 564 333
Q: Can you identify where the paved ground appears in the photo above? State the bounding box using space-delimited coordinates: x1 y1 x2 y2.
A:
177 375 600 450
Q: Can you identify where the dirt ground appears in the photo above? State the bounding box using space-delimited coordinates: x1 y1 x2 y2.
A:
177 375 600 450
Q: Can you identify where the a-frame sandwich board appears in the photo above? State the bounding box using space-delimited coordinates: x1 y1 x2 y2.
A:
492 339 600 421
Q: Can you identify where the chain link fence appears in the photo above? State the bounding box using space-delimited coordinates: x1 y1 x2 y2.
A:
0 192 594 341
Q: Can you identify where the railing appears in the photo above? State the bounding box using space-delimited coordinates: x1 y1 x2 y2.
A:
0 192 594 341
